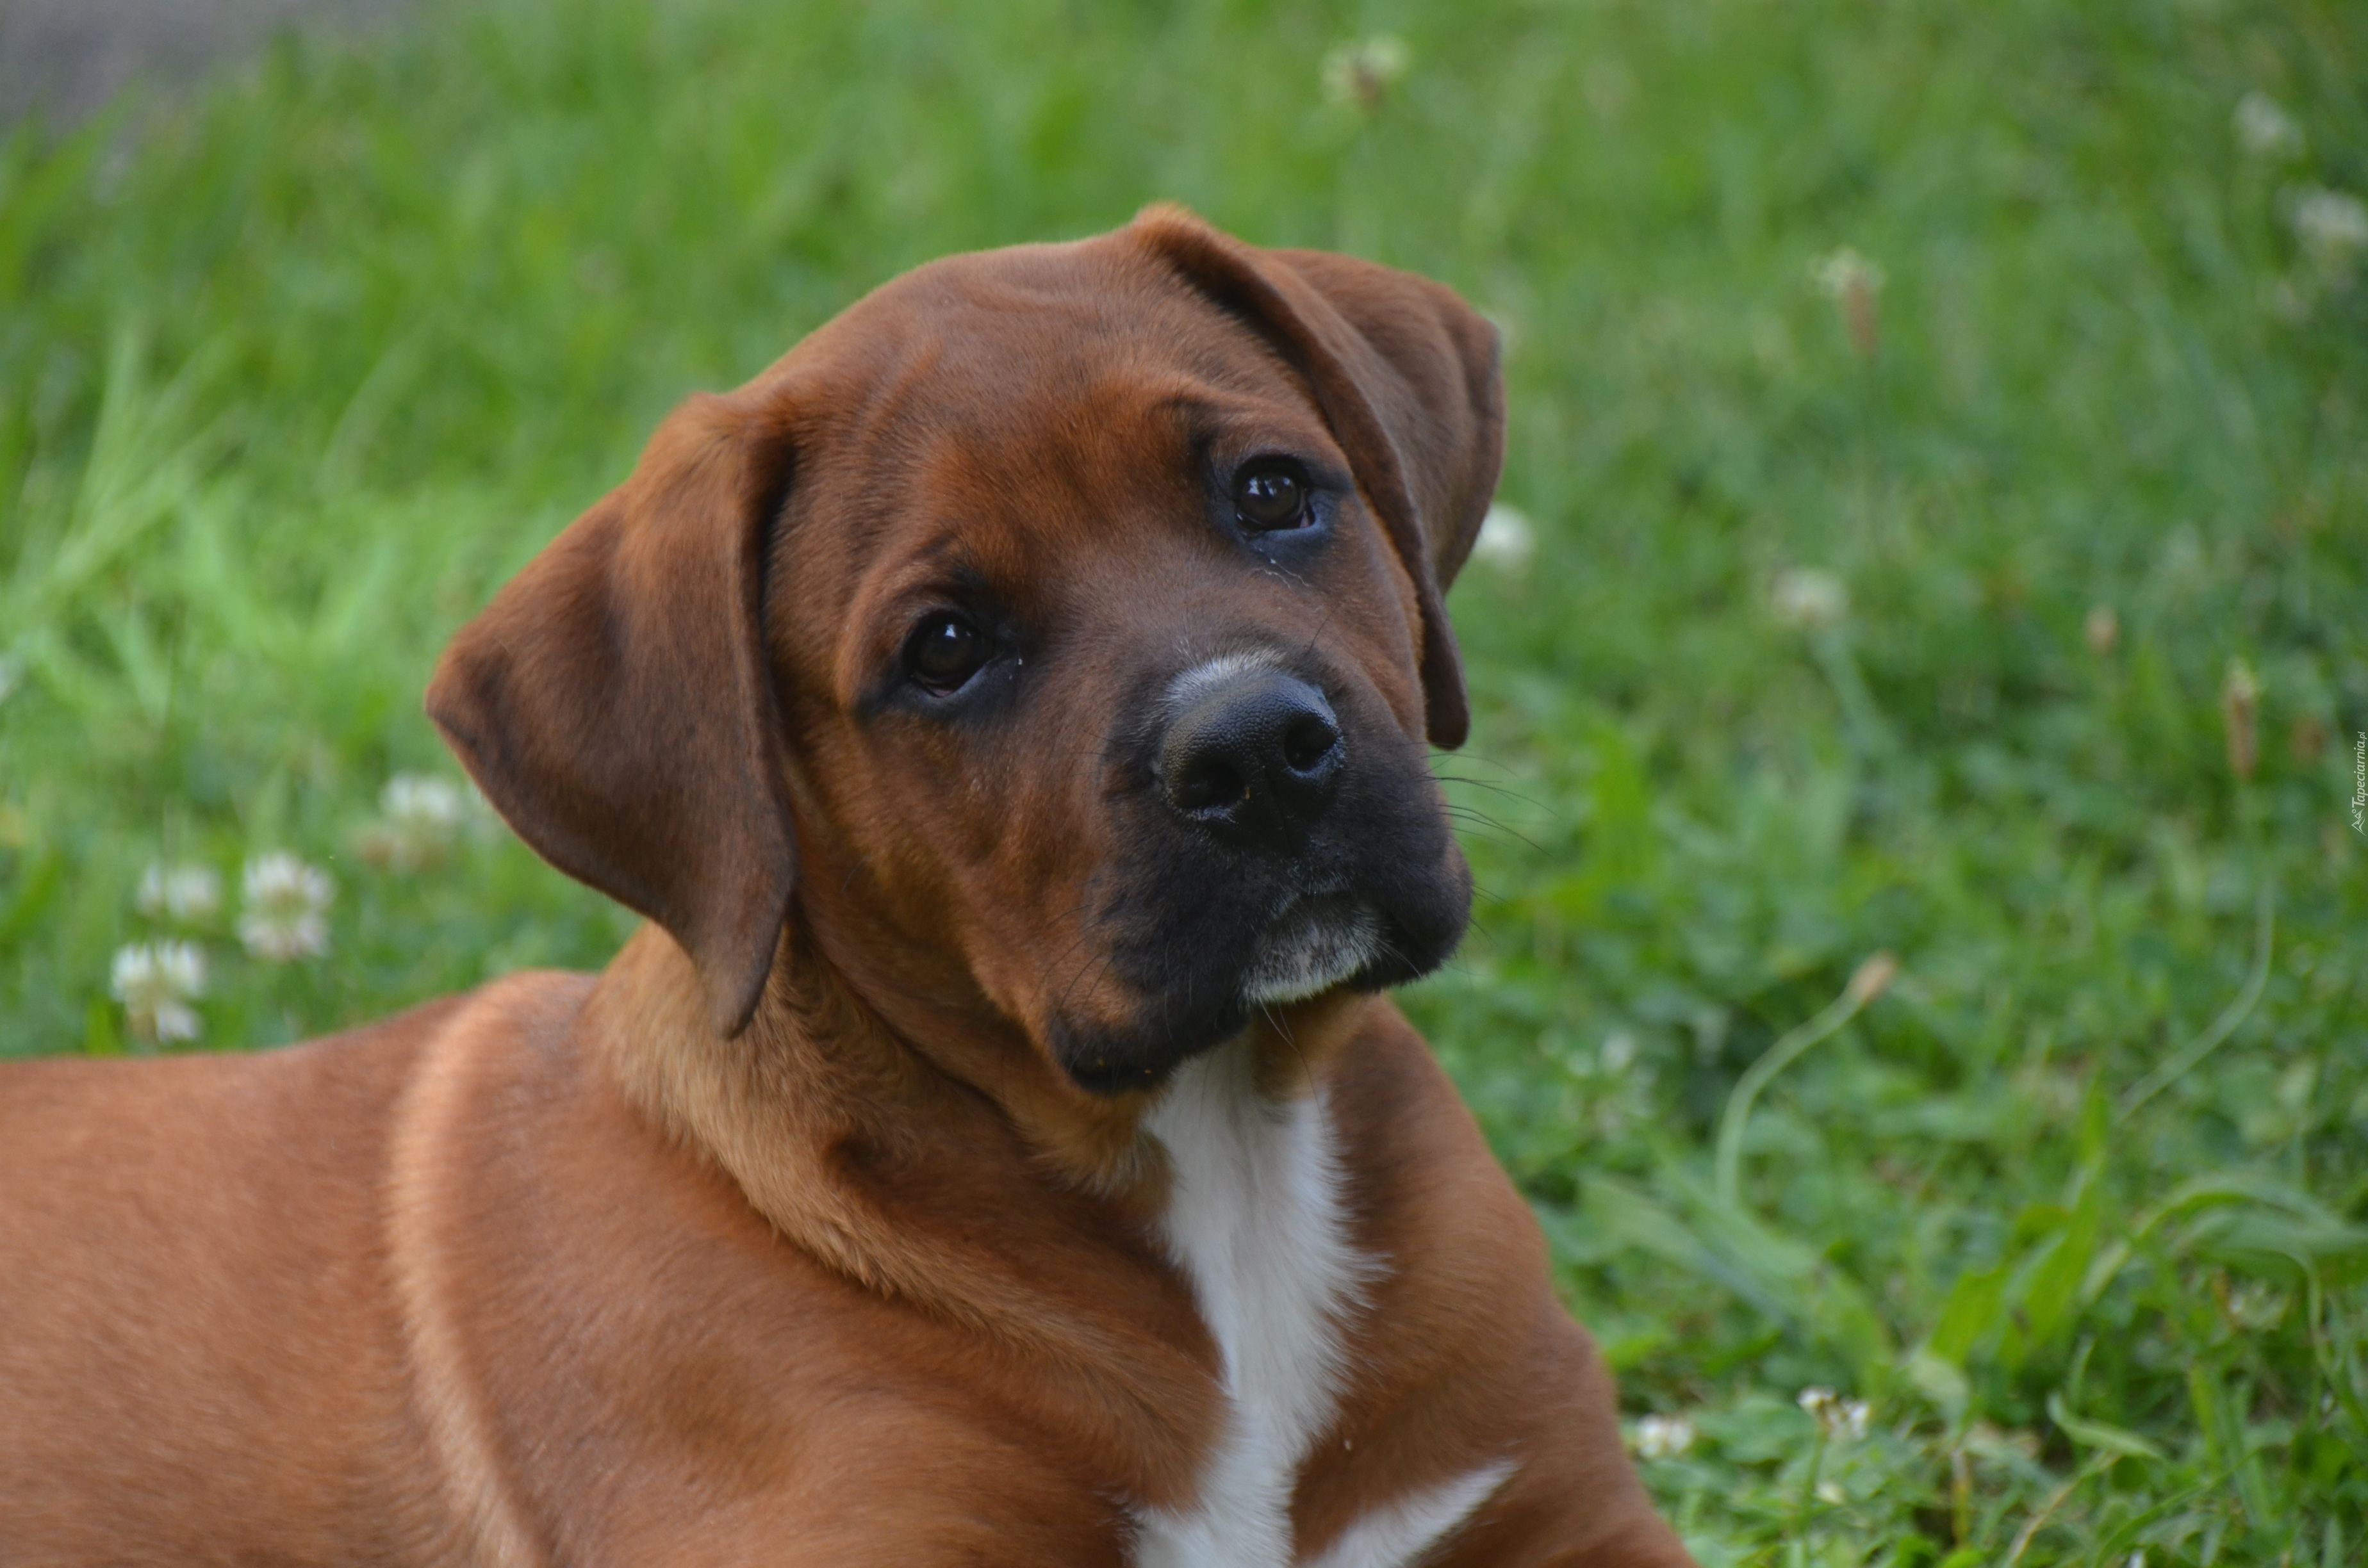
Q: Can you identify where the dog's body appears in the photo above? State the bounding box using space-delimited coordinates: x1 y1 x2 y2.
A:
0 209 1692 1567
2 957 1666 1565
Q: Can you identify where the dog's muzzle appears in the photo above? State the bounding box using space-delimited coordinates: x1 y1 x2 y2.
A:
1156 658 1385 1006
1058 651 1467 1093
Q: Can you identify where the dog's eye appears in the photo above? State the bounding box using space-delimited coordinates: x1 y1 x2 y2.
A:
1234 462 1311 532
905 614 990 694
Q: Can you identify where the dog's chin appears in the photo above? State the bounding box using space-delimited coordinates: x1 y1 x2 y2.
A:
1238 893 1382 1006
1050 890 1458 1097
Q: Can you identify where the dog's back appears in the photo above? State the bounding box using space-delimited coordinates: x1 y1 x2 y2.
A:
0 1001 463 1561
0 974 1155 1564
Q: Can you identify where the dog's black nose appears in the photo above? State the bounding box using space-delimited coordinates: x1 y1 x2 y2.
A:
1160 668 1344 846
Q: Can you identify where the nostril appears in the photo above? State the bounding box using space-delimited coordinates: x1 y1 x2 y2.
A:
1158 666 1342 832
1281 714 1340 774
1176 758 1250 814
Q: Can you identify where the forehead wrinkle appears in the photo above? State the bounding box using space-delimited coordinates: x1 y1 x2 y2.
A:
882 376 1180 536
817 325 950 458
816 234 1311 415
830 261 1322 461
1084 354 1344 473
988 366 1300 481
901 279 1306 419
782 331 958 593
857 506 1037 633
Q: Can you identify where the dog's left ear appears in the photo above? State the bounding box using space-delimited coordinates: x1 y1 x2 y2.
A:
426 388 798 1036
1128 204 1506 749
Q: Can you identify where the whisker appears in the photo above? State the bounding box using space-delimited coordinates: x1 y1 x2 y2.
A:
1432 774 1554 814
1439 808 1546 854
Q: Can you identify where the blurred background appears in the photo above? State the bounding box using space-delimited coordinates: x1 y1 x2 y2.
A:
1 1 2362 1560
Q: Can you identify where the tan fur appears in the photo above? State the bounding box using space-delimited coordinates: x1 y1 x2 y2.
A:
0 208 1692 1566
388 988 553 1567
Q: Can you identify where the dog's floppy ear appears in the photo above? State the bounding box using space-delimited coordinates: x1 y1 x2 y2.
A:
427 389 798 1035
1128 203 1506 749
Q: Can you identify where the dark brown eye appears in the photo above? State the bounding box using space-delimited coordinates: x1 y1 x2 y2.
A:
906 614 989 694
1234 462 1311 532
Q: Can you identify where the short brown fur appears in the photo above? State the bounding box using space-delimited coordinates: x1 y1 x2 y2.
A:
0 208 1691 1566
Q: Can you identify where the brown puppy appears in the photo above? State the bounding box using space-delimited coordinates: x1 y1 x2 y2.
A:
0 206 1693 1567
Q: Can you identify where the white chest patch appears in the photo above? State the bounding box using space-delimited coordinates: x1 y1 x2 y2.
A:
1129 1043 1508 1568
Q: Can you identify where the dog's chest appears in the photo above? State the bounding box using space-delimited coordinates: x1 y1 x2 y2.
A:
1131 1044 1362 1568
1129 1047 1507 1568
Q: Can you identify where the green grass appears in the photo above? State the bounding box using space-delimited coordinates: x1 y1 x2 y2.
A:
3 1 2364 1560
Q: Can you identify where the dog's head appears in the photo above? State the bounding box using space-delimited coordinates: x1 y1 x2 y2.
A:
429 206 1501 1095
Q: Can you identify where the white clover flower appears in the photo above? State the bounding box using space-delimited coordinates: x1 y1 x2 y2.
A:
111 940 206 1043
386 773 466 830
239 852 334 963
2225 1279 2287 1330
359 772 468 872
1799 1385 1871 1442
1811 247 1884 357
1470 503 1535 570
2233 93 2304 160
1322 34 1411 112
2084 603 2120 656
1809 247 1885 301
2223 657 2261 782
2293 186 2368 280
136 862 222 924
1634 1413 1695 1459
1770 566 1849 631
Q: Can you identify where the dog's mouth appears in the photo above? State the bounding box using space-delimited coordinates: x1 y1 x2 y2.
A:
1049 868 1461 1098
1239 891 1381 1006
1043 660 1472 1097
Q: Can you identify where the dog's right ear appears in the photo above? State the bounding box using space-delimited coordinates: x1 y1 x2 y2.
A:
426 388 798 1036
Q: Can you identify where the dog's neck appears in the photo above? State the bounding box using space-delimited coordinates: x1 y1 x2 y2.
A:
581 914 1369 1289
579 916 1381 1524
591 899 1370 1164
586 917 1152 1207
579 919 1228 1499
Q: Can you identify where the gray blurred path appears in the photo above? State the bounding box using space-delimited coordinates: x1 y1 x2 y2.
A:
0 0 411 129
